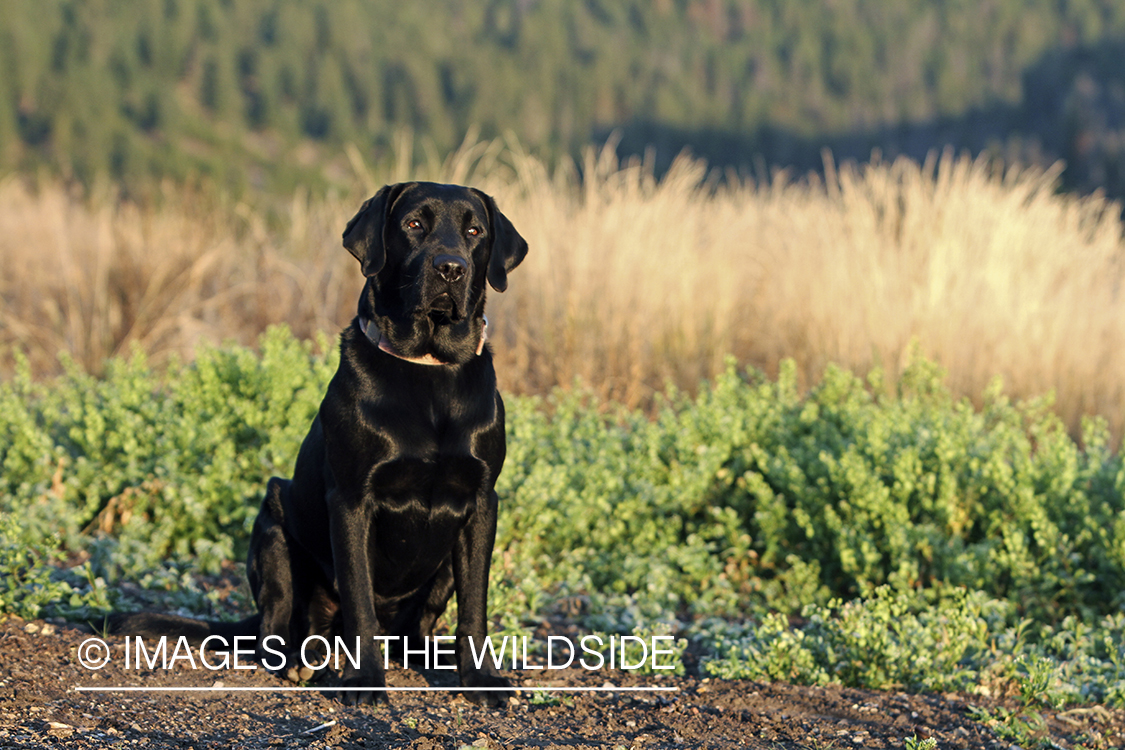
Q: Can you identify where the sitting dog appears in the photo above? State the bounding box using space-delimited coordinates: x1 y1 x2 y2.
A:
113 182 526 706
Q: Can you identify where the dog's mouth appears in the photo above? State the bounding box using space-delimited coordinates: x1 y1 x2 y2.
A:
426 293 459 325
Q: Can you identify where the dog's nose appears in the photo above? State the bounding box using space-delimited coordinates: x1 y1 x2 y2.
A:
433 254 468 283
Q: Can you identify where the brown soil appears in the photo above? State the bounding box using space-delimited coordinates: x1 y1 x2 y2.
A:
2 618 1122 749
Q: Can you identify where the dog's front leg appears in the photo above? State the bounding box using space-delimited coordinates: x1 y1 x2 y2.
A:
328 498 388 705
453 489 512 707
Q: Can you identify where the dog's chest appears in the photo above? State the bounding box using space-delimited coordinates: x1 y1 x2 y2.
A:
364 401 492 511
364 423 487 567
321 358 502 537
371 446 485 507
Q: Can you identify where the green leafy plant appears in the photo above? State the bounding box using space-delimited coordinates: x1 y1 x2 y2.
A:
969 704 1047 748
903 736 937 750
0 515 110 620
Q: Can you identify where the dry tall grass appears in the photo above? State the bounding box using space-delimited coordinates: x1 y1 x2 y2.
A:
2 136 1124 438
0 178 354 373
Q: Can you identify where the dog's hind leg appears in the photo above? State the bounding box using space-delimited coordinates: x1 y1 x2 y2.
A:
248 477 310 681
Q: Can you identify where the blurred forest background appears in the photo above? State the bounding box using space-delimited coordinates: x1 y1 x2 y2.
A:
3 0 1125 199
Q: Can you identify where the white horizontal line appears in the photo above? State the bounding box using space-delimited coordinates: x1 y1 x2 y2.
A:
74 685 678 693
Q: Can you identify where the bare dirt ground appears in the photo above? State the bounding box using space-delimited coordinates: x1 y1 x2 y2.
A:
2 617 1123 749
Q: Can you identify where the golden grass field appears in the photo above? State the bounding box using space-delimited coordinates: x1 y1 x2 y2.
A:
2 134 1124 437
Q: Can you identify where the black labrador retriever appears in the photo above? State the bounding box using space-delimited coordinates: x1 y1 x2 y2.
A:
112 182 526 706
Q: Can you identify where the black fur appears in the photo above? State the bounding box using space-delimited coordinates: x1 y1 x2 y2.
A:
112 182 527 706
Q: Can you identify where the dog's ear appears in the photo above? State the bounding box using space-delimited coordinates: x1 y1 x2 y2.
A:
476 191 528 293
342 184 407 277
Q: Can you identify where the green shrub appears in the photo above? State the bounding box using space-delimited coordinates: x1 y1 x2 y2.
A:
495 353 1125 625
0 327 335 579
698 586 1004 691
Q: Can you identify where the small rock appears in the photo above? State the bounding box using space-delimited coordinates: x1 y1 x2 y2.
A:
46 721 74 739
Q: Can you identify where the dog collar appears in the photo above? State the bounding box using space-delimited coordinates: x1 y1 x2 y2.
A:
359 315 488 366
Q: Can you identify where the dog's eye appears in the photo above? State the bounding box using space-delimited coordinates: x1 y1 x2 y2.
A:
407 219 423 230
466 226 482 237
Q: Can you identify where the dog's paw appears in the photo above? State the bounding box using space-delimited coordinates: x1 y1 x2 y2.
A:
460 671 512 708
264 648 317 684
259 649 307 684
283 659 315 684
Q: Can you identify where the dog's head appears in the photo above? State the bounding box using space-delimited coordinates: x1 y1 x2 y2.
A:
342 182 527 365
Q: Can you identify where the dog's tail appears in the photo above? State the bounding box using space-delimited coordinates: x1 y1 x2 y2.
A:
106 611 261 644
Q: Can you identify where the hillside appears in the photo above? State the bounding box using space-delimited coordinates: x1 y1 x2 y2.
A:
3 0 1125 196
